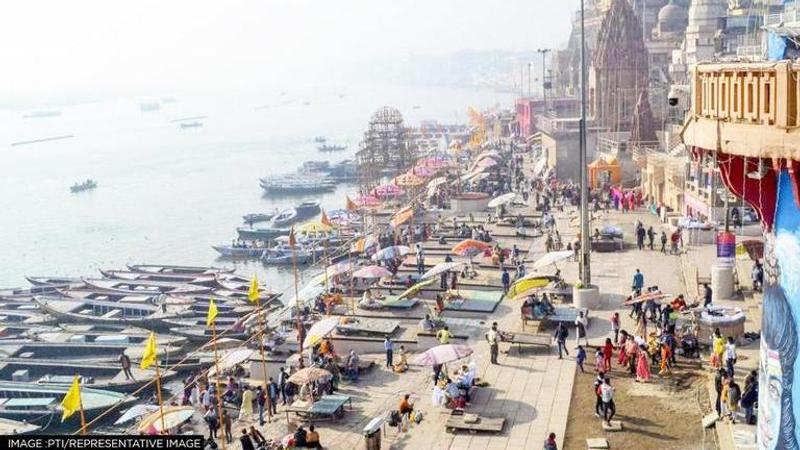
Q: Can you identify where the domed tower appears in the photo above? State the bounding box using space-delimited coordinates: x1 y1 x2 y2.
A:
591 0 649 133
684 0 726 65
654 0 689 40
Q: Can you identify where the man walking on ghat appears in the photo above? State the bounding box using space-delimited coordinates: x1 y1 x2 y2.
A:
632 269 644 296
600 377 616 425
119 351 134 380
486 322 500 365
553 322 569 359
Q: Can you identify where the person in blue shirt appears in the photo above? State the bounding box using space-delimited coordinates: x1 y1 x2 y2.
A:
384 336 394 368
576 345 587 373
632 269 644 295
501 268 510 293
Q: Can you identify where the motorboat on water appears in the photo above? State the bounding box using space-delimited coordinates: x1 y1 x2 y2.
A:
236 226 290 240
212 244 267 258
242 210 278 224
295 200 321 219
259 174 335 195
313 136 326 143
272 208 299 227
260 245 325 265
70 179 97 193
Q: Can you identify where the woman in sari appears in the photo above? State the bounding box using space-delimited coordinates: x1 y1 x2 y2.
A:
636 345 651 382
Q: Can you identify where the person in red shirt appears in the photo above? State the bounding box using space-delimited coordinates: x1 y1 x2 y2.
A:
602 338 615 372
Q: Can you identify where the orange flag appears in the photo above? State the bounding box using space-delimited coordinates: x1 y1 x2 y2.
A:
288 226 297 247
346 196 359 212
320 209 332 226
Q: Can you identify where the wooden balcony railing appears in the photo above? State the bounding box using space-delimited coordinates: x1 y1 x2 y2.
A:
683 61 800 159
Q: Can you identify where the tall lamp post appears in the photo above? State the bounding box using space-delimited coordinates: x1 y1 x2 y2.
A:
537 48 551 109
579 0 591 285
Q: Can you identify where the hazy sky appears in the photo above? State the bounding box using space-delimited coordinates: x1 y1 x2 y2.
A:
1 0 574 102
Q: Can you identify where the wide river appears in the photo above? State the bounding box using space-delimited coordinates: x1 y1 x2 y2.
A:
0 83 512 295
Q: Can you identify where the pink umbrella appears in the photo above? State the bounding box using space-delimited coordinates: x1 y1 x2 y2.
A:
373 184 405 198
412 344 474 366
353 195 380 207
352 265 393 279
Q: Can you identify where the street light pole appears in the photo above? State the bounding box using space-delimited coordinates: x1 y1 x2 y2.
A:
537 48 551 110
579 0 591 285
528 62 533 98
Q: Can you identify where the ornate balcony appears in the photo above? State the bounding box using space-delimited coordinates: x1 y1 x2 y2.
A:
681 61 800 231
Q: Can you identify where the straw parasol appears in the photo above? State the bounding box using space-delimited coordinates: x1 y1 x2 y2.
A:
287 367 332 385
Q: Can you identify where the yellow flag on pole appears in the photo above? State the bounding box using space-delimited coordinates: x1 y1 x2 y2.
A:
60 376 82 422
247 275 260 303
206 298 218 327
140 332 157 369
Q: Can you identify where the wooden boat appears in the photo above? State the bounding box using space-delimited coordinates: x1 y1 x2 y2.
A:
236 226 290 240
212 244 267 258
0 417 40 435
34 297 190 331
0 382 134 426
56 287 155 304
126 264 234 276
34 328 187 348
25 275 82 287
0 359 175 393
80 278 213 296
0 340 187 363
271 208 299 227
98 269 216 285
0 284 67 300
0 308 55 325
168 326 248 344
0 324 61 341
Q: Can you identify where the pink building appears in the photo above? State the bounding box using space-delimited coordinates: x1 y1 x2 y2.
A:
515 98 536 138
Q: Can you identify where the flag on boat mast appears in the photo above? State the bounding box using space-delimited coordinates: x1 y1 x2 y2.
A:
140 332 157 369
345 196 359 212
320 209 332 227
60 376 83 423
206 298 218 327
247 275 260 303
